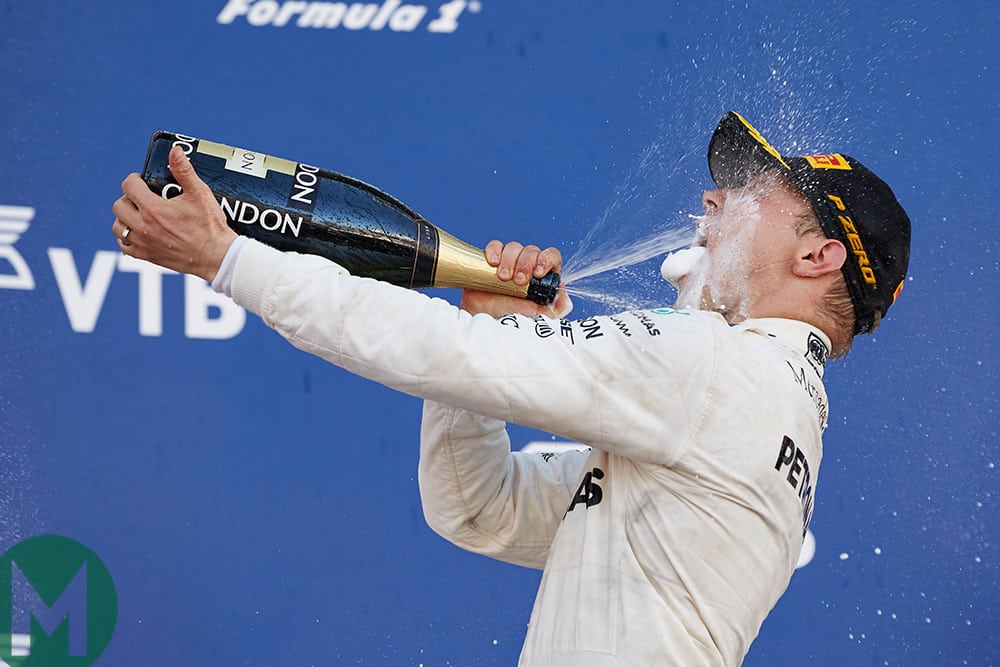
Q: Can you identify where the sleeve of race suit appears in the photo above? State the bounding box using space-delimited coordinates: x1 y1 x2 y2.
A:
418 400 592 569
228 238 717 467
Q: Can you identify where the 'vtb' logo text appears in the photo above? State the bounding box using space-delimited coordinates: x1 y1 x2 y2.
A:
1 204 247 339
0 206 35 290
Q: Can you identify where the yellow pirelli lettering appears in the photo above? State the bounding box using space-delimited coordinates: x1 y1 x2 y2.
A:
733 112 791 170
838 214 858 235
829 202 878 286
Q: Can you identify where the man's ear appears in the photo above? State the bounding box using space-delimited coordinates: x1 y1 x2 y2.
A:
793 238 846 278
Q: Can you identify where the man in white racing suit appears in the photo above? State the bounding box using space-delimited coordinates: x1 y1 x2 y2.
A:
112 112 911 666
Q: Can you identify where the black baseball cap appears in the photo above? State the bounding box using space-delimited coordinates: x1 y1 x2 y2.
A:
707 111 911 334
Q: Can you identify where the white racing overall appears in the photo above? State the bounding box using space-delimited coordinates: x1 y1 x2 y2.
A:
223 238 830 667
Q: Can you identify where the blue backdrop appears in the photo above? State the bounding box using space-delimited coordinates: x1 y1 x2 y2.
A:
1 1 997 665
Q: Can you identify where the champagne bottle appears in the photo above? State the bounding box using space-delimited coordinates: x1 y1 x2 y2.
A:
141 131 560 304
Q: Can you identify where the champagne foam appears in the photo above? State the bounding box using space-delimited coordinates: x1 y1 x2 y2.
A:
659 246 707 286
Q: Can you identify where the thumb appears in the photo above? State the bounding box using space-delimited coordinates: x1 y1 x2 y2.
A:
168 145 209 196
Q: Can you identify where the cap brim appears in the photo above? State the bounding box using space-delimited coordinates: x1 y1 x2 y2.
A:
708 112 792 189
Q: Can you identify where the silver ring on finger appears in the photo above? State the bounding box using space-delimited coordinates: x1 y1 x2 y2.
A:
121 226 133 246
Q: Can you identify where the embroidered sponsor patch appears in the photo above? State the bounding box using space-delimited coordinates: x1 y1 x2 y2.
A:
804 153 852 170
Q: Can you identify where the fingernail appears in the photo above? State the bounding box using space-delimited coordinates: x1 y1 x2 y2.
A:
499 268 511 280
515 272 527 284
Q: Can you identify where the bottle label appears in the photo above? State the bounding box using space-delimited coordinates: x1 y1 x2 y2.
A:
288 163 320 213
411 220 439 288
224 148 268 178
193 139 299 180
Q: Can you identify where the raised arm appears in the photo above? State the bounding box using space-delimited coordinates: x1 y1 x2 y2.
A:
113 155 713 467
416 245 588 567
418 401 590 569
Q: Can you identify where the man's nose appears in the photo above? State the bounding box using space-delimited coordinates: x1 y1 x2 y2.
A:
702 189 726 215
